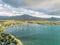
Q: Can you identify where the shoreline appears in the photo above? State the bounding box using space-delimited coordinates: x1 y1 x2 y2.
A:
10 35 23 45
2 20 60 25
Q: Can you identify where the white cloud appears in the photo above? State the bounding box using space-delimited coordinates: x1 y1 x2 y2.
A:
0 4 14 16
0 1 60 18
0 4 25 16
2 0 60 15
0 11 14 16
19 8 60 18
23 9 51 18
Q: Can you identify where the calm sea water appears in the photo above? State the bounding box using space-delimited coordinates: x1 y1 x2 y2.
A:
4 24 60 45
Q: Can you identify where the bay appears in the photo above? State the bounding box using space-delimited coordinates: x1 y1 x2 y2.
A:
4 24 60 45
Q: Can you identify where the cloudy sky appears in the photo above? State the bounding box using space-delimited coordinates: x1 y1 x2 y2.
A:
0 0 60 18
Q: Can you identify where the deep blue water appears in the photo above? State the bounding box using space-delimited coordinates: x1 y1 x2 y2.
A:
4 24 60 45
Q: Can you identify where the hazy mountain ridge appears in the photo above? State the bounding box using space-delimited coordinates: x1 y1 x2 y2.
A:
0 14 60 21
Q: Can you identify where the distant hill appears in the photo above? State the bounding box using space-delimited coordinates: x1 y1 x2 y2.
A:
0 14 60 21
10 14 45 20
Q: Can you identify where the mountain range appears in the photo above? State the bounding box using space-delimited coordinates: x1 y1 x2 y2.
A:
0 14 60 21
0 8 60 21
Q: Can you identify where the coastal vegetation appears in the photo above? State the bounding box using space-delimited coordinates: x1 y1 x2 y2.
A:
0 20 60 31
0 33 22 45
0 20 23 45
0 20 60 25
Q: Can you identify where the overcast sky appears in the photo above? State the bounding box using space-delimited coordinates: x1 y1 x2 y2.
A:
0 0 60 18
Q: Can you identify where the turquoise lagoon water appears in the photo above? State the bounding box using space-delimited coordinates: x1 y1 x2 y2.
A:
4 24 60 45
